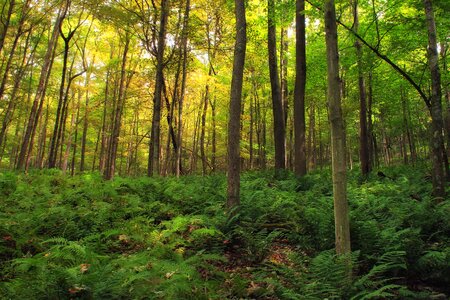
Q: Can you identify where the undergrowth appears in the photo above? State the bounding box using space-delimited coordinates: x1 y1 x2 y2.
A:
0 165 448 299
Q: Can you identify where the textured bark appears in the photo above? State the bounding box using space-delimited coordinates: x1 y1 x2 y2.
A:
324 0 351 256
0 20 32 152
200 84 209 175
48 17 78 168
353 0 370 176
0 0 15 54
268 0 285 172
104 36 129 180
424 0 445 197
148 0 169 176
294 0 307 176
16 3 68 169
227 0 246 211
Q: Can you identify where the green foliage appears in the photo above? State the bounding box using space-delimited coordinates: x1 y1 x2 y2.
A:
0 165 448 298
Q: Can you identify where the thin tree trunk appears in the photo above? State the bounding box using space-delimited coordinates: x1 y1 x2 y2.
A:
16 3 68 170
353 0 370 176
324 0 351 256
104 35 129 180
0 0 15 54
227 0 246 211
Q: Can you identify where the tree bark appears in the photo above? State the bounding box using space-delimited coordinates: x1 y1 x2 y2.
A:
324 0 351 256
424 0 446 197
104 35 129 180
294 0 307 176
148 0 169 176
353 0 370 176
16 3 68 170
227 0 246 211
0 0 15 54
268 0 285 173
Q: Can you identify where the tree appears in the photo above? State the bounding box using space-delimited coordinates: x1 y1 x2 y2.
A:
148 0 169 176
353 0 370 176
267 0 285 172
294 0 307 176
324 0 351 256
16 2 69 170
227 0 246 211
424 0 446 197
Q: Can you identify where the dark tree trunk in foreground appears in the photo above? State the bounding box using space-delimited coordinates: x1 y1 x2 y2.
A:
324 0 351 256
227 0 246 211
148 0 169 176
268 0 285 172
294 0 307 176
424 0 446 197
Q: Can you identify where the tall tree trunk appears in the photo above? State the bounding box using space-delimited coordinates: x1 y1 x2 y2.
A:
0 22 32 152
227 0 246 211
80 62 92 172
16 3 68 169
71 92 81 175
200 84 209 175
0 0 15 54
268 0 285 173
353 0 370 176
211 95 217 172
424 0 446 197
176 0 190 177
324 0 351 256
104 35 129 180
149 0 169 176
294 0 307 176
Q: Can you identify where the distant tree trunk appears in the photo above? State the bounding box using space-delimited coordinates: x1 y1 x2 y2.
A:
0 1 26 102
211 95 217 172
353 0 370 176
424 0 446 197
367 71 377 167
0 0 15 54
227 0 246 211
16 3 68 170
324 0 351 256
308 103 316 170
200 84 209 175
48 20 78 168
176 0 190 177
99 54 112 172
80 61 93 172
268 0 285 173
71 92 81 175
149 0 169 176
0 23 32 152
104 35 129 180
280 27 289 166
294 0 307 176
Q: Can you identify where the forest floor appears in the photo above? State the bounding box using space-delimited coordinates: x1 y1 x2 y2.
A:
0 164 449 299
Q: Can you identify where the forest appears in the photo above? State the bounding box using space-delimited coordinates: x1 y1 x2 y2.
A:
0 0 449 298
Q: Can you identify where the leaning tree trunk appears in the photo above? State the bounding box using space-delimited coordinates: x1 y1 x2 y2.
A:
16 4 67 170
227 0 246 211
324 0 351 256
294 0 307 176
424 0 446 197
268 0 285 173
